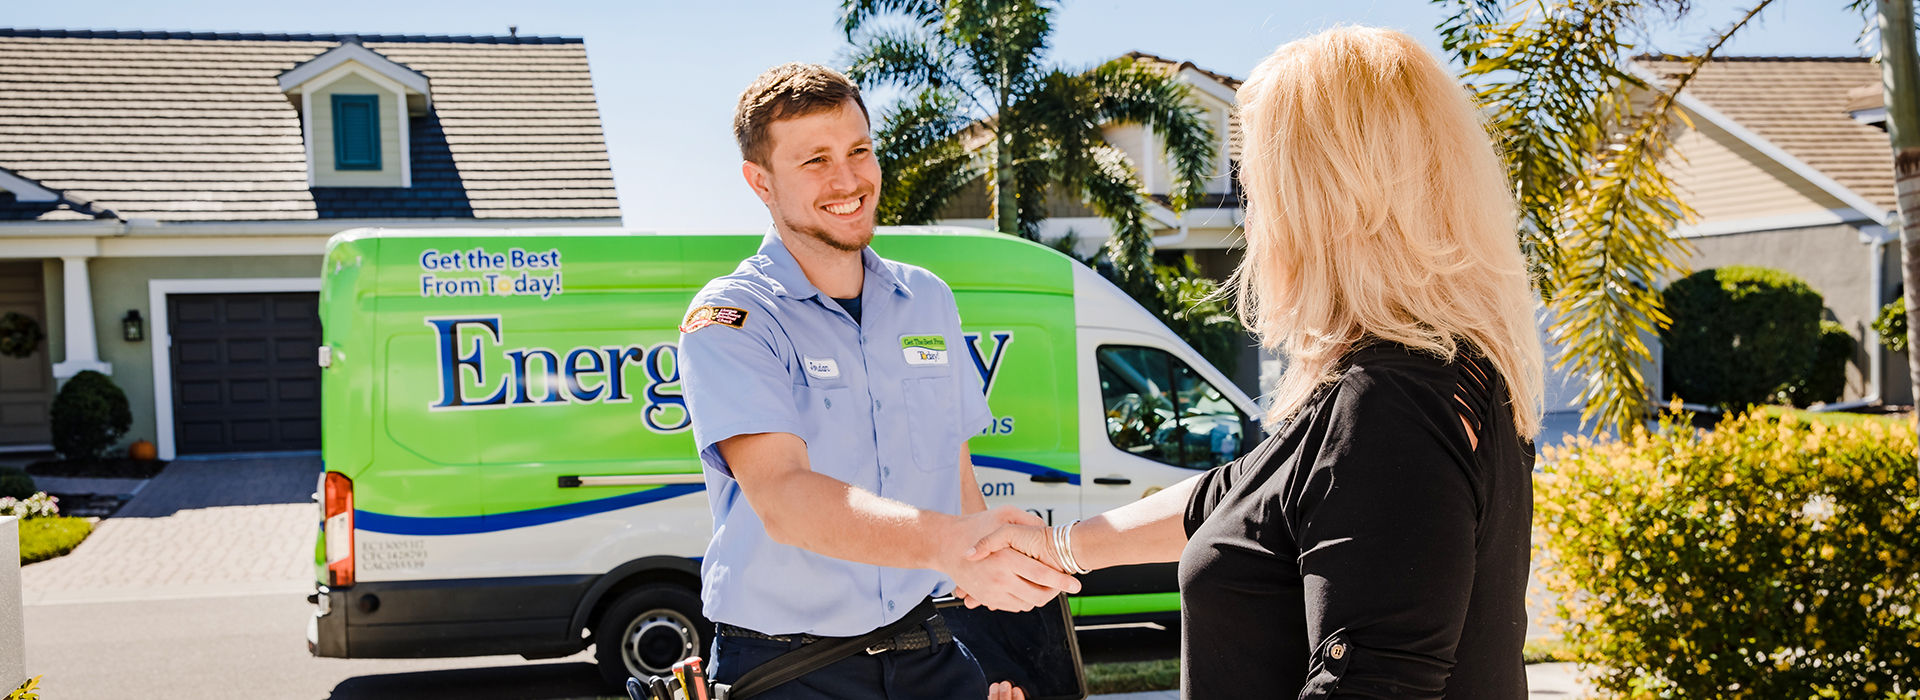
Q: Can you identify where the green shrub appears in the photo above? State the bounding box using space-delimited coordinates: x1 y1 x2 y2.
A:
1874 296 1908 353
18 515 92 564
1786 321 1855 407
49 369 131 461
0 467 32 499
1660 266 1822 407
1536 409 1920 698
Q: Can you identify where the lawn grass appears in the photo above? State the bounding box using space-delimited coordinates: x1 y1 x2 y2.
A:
17 516 93 564
1752 405 1912 428
1084 658 1179 693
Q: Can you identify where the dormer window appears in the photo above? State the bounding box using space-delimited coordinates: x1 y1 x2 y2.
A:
331 94 383 170
278 40 430 188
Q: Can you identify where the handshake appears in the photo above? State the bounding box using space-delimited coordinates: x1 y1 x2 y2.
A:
937 506 1091 613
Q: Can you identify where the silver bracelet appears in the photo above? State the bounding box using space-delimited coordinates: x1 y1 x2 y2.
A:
1052 520 1091 575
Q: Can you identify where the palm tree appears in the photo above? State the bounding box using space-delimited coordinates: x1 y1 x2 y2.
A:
839 0 1216 284
1435 0 1813 435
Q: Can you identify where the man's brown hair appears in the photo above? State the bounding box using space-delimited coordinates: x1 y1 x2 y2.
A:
734 63 869 166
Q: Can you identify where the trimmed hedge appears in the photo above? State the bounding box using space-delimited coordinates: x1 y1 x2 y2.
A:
50 369 131 461
1786 320 1854 407
1536 409 1920 698
0 467 32 500
1660 266 1822 407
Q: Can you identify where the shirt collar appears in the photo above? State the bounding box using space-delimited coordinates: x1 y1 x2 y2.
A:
755 229 912 301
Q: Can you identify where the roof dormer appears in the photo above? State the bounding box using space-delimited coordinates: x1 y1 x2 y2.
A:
279 40 431 188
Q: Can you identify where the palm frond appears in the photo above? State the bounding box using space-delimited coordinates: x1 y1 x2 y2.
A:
1075 144 1154 281
1081 57 1215 211
874 87 984 224
845 27 960 94
838 0 943 40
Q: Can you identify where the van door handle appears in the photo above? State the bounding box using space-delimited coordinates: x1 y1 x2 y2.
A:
1028 473 1071 483
1093 477 1132 485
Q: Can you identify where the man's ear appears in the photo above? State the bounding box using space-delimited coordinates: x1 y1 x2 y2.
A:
742 160 775 207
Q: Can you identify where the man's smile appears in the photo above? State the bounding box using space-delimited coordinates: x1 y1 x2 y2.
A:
822 195 864 216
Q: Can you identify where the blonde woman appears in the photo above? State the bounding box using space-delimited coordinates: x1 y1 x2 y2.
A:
975 26 1544 700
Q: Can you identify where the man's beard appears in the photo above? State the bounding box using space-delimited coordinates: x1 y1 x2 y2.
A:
779 207 872 253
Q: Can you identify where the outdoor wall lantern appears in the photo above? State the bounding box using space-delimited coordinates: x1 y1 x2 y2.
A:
122 310 144 342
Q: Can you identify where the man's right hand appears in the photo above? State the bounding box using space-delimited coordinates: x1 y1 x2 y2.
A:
936 506 1080 611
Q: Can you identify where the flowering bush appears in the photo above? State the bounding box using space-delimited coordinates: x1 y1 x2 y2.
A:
0 491 59 519
1535 408 1920 698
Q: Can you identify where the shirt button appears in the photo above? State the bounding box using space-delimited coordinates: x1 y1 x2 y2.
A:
874 400 882 410
882 466 891 478
1330 643 1347 660
824 397 832 409
887 600 896 611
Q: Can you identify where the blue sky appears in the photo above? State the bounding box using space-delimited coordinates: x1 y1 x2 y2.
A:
7 1 1882 230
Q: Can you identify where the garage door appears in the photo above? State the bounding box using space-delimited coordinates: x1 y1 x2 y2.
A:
169 292 321 454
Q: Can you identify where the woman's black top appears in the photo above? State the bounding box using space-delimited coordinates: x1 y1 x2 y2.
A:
1178 342 1534 699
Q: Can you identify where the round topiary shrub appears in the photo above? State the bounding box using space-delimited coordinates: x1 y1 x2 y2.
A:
1660 266 1822 407
1786 320 1855 407
0 467 34 500
1536 410 1920 697
50 370 131 461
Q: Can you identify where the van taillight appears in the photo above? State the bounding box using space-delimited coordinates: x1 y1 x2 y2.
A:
323 471 354 587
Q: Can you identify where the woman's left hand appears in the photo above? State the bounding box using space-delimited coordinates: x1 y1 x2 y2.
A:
988 681 1027 700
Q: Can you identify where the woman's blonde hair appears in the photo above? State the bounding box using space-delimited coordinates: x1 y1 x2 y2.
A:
1230 26 1545 439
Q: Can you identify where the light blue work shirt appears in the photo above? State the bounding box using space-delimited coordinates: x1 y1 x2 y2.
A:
678 231 994 637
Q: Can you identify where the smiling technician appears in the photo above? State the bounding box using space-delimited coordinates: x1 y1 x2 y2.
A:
676 63 1079 699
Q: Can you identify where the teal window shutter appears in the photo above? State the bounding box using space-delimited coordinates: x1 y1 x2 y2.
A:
331 94 382 171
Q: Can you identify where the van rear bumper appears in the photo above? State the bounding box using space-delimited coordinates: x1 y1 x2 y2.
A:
310 575 596 659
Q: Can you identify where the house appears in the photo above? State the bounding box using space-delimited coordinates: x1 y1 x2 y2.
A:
934 52 1269 397
938 51 1916 416
1638 55 1909 406
0 29 621 460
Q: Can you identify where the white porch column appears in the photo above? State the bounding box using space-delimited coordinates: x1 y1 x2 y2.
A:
50 255 111 378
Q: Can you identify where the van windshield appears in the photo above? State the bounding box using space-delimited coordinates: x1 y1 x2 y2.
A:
1096 345 1247 469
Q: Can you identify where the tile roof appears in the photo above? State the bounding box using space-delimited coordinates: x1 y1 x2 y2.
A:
1637 55 1895 212
0 29 621 222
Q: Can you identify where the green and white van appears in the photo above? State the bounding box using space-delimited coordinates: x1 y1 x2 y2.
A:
307 227 1259 685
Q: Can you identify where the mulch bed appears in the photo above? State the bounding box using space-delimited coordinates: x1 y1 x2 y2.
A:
25 457 169 479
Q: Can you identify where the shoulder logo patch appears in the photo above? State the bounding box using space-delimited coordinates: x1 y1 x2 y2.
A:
681 305 748 333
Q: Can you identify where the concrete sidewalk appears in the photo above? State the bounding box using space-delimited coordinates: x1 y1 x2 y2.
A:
1088 662 1584 698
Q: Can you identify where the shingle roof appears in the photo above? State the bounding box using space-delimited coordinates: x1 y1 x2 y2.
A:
0 29 621 222
1637 55 1895 212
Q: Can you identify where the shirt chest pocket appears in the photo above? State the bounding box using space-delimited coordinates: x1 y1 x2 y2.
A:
790 382 855 471
901 376 957 471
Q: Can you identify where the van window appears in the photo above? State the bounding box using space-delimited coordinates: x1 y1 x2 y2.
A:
1096 345 1247 469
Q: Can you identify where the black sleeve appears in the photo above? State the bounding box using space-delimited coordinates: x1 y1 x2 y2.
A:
1182 431 1275 538
1288 366 1482 700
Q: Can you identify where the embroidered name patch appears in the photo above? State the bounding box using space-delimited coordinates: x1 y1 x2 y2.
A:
900 334 949 366
803 356 841 380
681 305 748 333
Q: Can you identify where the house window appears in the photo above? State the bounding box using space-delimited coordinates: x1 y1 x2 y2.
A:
1096 345 1249 469
331 94 381 170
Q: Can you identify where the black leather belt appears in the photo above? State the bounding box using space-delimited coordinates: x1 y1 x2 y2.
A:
718 612 953 655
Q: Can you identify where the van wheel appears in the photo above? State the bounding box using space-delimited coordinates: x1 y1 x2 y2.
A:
594 583 710 688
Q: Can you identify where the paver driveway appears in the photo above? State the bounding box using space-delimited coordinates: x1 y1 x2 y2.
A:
22 454 321 605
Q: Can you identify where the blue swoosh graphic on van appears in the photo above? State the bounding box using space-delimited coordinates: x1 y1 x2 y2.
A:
353 455 1073 535
356 483 706 536
969 455 1081 485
